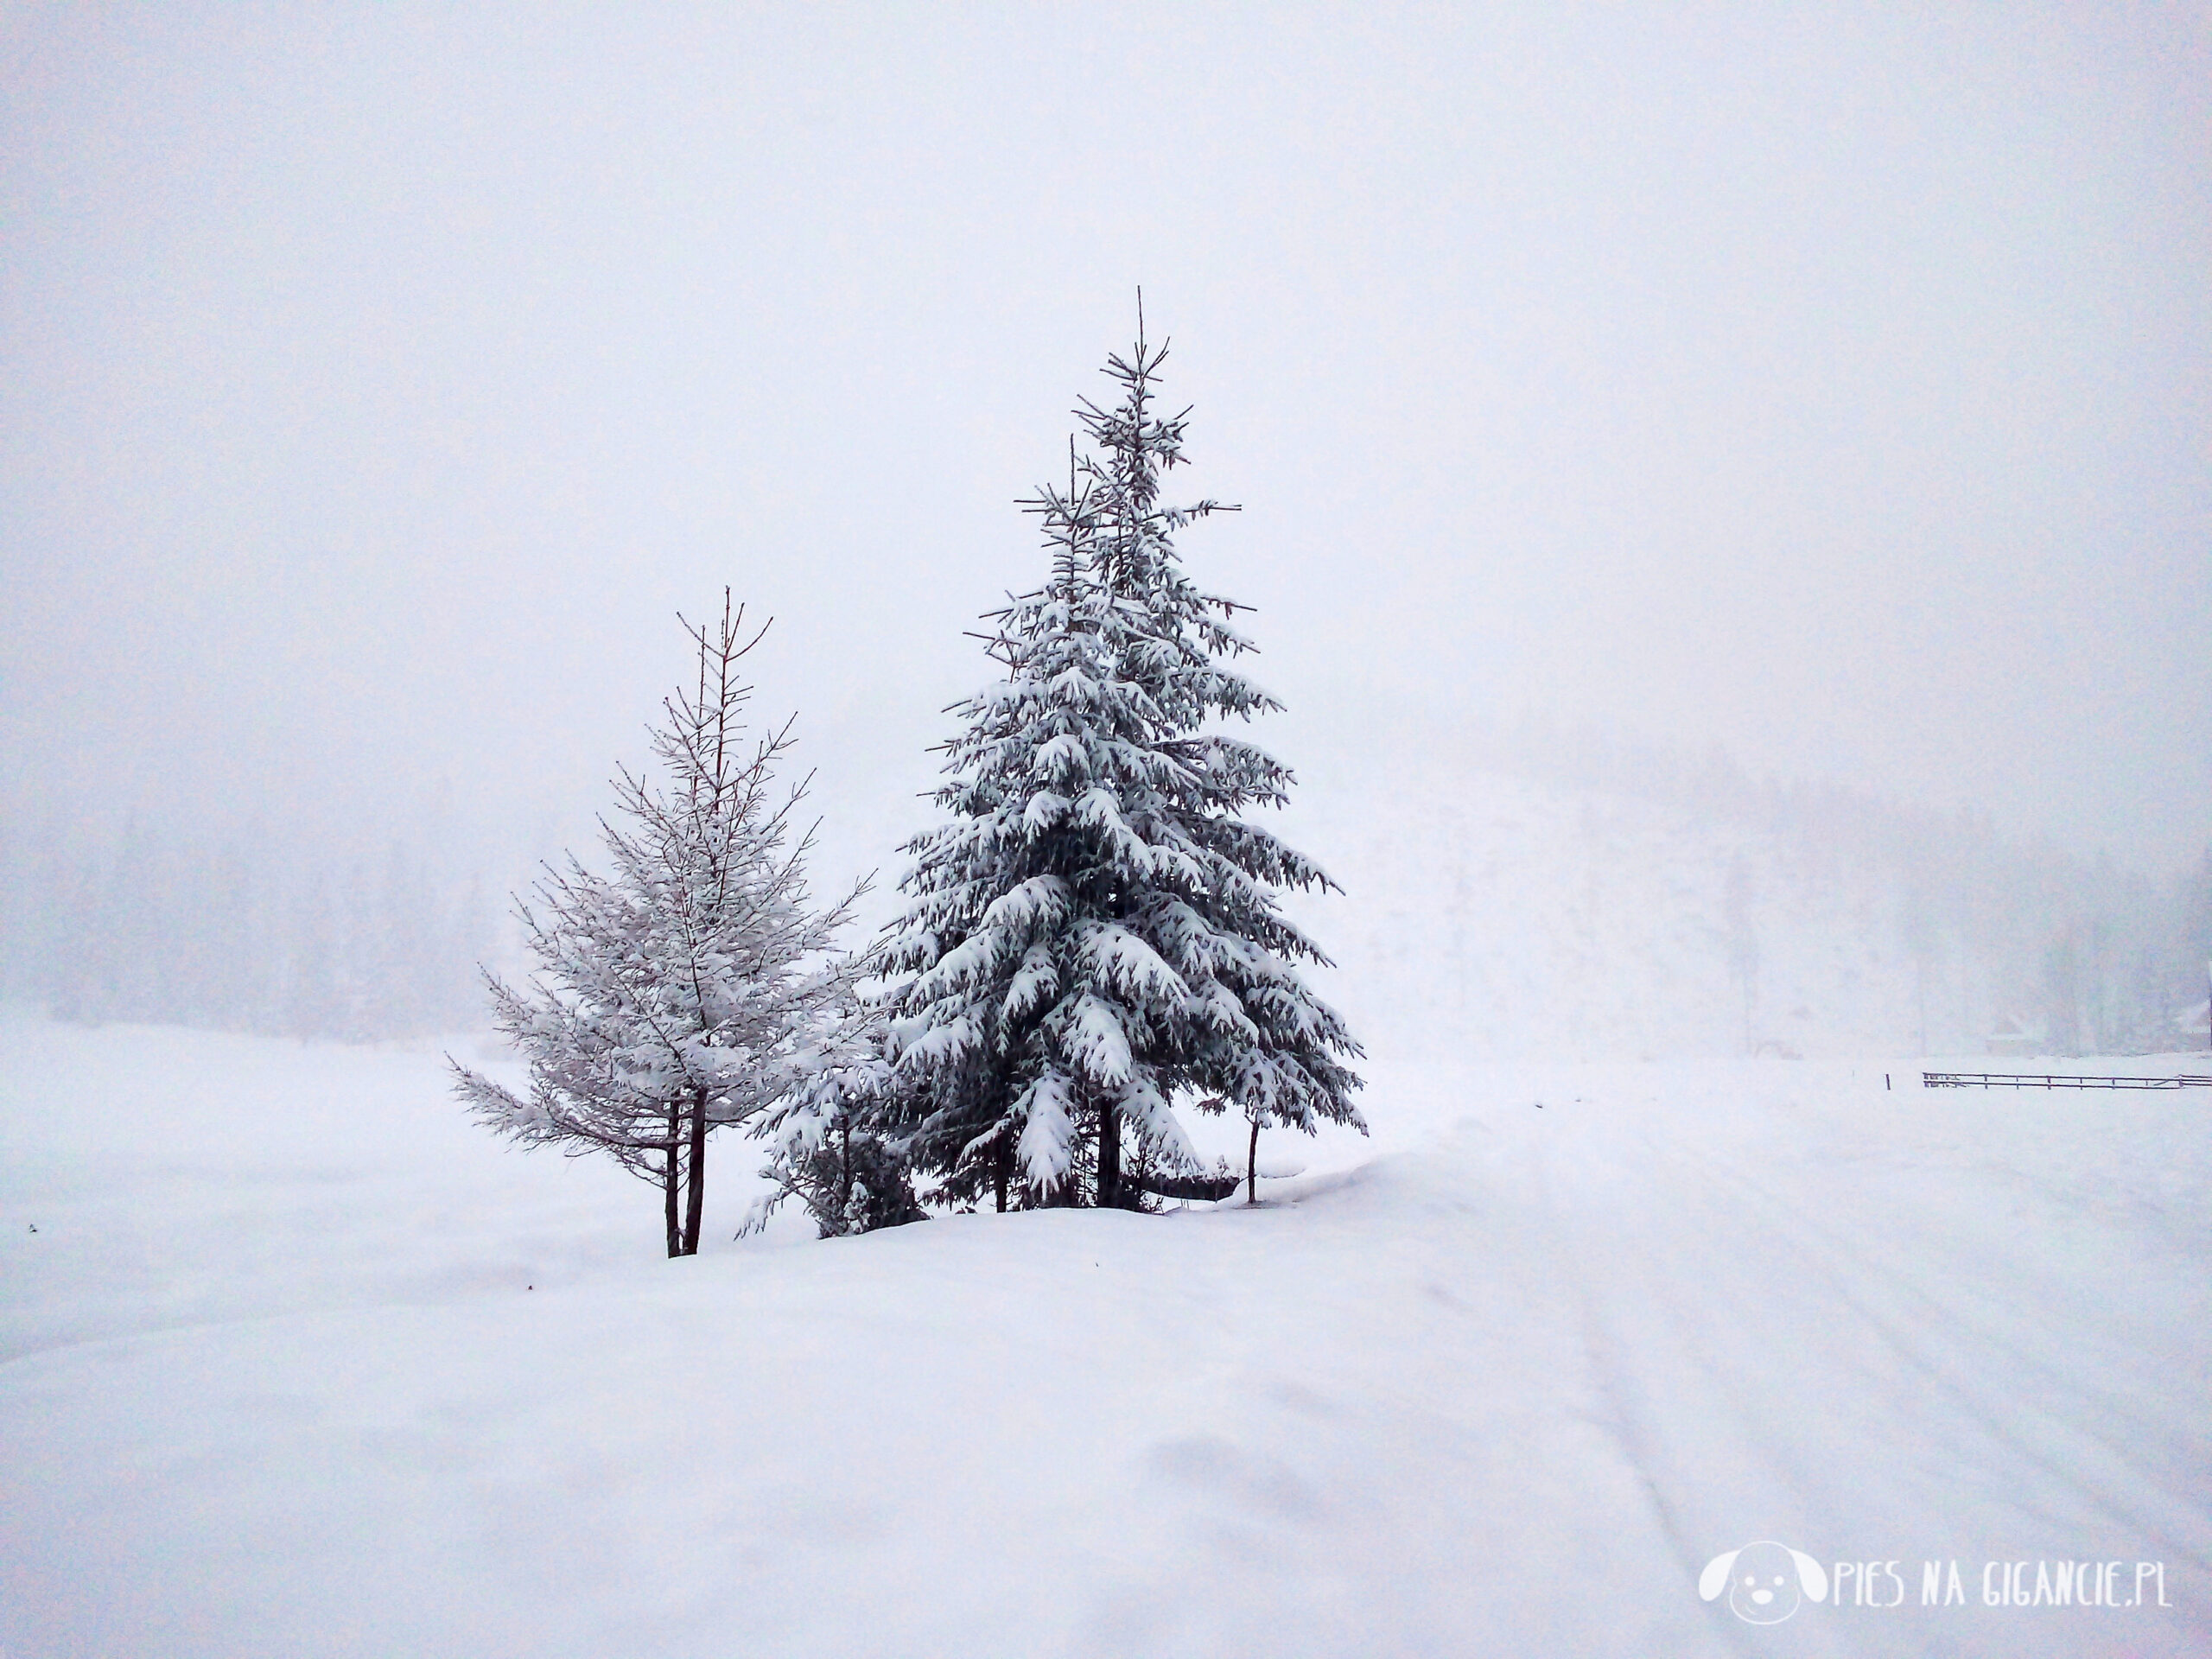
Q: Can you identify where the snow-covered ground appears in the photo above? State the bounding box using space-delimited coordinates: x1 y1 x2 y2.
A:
3 1005 2206 1656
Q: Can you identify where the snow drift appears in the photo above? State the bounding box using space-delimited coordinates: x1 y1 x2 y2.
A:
2 1007 2206 1656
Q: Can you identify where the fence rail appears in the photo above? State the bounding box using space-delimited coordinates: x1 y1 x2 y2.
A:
1922 1071 2212 1091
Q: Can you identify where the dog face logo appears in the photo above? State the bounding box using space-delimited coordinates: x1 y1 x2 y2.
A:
1700 1541 1827 1624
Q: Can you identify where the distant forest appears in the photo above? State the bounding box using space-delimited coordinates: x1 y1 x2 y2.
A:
1440 715 2212 1057
3 727 2205 1055
0 815 492 1042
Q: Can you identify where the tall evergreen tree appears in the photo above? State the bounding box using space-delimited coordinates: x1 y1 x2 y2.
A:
881 319 1363 1207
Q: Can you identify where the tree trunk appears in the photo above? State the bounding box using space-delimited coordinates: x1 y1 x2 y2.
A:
1247 1116 1260 1205
837 1120 853 1235
680 1086 708 1255
1096 1095 1122 1209
664 1111 682 1258
993 1128 1008 1214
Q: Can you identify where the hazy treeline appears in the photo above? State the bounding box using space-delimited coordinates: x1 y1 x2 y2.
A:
0 812 493 1042
2 725 2202 1056
1456 715 2212 1053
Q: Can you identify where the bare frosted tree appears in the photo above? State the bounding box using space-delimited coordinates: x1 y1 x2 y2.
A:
449 594 865 1256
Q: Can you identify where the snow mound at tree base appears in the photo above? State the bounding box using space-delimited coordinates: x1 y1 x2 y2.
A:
2 1012 2207 1656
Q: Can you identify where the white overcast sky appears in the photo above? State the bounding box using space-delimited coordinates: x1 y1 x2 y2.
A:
3 3 2208 891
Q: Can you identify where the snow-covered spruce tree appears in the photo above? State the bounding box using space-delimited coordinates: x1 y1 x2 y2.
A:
449 595 864 1256
880 321 1363 1209
745 1015 925 1238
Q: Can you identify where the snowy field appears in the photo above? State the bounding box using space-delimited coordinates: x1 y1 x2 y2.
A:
2 1004 2207 1656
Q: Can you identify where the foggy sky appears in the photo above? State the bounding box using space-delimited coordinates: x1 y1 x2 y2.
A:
5 3 2208 906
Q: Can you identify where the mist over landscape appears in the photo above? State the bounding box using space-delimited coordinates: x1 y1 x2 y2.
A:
5 6 2208 1059
5 11 2212 1656
6 6 2207 1062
